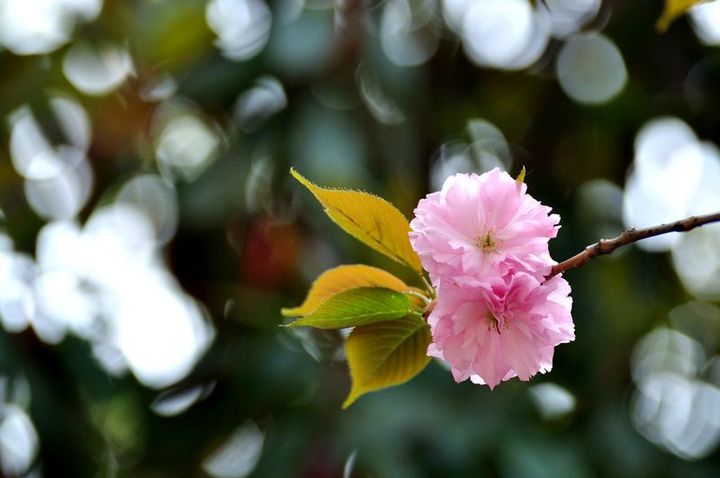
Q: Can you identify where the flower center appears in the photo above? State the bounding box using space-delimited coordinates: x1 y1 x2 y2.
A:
486 312 506 334
476 230 497 253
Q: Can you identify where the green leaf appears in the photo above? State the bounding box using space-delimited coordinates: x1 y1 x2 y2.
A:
516 165 526 184
281 264 414 317
657 0 706 32
343 315 431 408
285 287 414 329
290 168 423 273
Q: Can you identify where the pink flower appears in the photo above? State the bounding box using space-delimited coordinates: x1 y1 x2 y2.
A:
410 168 573 388
427 273 574 389
409 168 559 284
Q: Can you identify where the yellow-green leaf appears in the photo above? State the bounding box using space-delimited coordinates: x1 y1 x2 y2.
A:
286 287 414 329
657 0 706 32
342 315 431 408
516 166 526 184
282 264 411 317
290 168 422 273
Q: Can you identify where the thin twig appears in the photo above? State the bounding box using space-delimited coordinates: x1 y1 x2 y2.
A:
547 211 720 278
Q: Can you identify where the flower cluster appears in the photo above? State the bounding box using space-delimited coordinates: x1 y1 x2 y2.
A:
409 168 574 388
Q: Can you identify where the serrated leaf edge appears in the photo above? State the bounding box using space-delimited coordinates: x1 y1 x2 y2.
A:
342 316 431 408
290 168 422 273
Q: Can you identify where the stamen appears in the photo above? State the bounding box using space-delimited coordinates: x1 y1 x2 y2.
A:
486 312 502 334
476 230 497 253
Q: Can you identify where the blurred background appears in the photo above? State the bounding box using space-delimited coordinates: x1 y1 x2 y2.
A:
1 0 720 476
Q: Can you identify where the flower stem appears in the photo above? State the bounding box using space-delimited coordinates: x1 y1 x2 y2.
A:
547 211 720 278
421 276 436 299
405 289 432 307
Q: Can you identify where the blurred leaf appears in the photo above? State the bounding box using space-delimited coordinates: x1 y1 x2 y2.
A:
282 264 413 317
656 0 706 32
286 287 414 329
137 1 215 70
290 168 423 273
516 166 526 184
90 396 145 458
343 315 431 409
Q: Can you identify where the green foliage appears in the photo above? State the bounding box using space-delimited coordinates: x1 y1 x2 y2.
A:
516 165 527 184
287 169 434 407
281 264 413 317
285 287 417 329
343 315 432 408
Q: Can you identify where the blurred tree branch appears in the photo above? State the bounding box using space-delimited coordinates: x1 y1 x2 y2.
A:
331 0 366 70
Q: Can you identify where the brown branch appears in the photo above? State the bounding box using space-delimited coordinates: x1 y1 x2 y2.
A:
547 211 720 278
